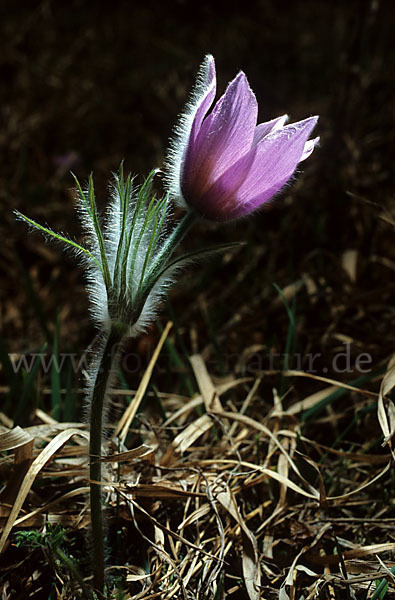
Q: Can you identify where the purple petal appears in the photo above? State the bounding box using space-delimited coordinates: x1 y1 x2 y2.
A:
164 56 217 204
253 114 288 146
197 116 318 220
231 116 318 203
183 71 258 196
189 148 257 220
188 55 217 145
229 176 293 218
300 136 320 161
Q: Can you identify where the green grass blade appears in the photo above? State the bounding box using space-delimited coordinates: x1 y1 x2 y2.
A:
51 313 61 421
272 282 297 363
14 342 47 426
371 567 395 599
0 336 18 384
0 337 22 416
15 251 51 343
300 371 381 423
156 320 196 399
63 358 77 421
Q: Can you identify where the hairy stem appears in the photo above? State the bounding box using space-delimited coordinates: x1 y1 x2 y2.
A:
147 209 198 284
160 209 198 259
89 325 124 595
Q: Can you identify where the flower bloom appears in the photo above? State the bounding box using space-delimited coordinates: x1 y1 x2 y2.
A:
165 55 319 221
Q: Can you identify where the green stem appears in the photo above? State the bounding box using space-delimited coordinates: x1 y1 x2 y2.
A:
89 325 125 595
162 209 198 257
148 209 198 281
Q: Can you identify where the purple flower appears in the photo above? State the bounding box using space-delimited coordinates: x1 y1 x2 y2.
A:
165 55 319 221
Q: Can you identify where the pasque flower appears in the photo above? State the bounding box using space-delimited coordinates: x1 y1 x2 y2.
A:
15 57 319 596
14 167 210 593
165 55 319 221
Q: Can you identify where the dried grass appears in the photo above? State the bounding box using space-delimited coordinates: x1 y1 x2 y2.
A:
1 339 394 599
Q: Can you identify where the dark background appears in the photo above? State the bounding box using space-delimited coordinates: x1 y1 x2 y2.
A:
1 2 394 597
0 0 394 373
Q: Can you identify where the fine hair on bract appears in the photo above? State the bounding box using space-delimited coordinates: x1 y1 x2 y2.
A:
74 169 175 338
163 54 215 207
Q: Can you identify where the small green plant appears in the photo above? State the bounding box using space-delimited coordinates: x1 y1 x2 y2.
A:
370 565 395 600
15 522 67 550
15 524 92 599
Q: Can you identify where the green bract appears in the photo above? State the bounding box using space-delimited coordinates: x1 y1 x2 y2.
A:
16 168 199 336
